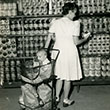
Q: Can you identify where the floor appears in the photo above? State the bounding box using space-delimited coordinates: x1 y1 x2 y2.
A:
0 85 110 110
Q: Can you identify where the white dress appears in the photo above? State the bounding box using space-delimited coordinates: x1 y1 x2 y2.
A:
49 17 82 81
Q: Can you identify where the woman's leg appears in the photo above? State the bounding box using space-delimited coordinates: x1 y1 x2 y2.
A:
63 80 75 107
63 80 71 100
56 79 63 100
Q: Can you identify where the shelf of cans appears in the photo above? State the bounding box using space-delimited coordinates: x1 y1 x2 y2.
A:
81 56 110 78
0 16 110 35
0 14 110 35
80 16 110 33
0 0 110 16
79 34 110 55
0 35 49 58
0 58 21 86
0 0 17 17
1 54 110 86
0 17 58 35
0 34 110 58
0 0 110 86
20 0 110 15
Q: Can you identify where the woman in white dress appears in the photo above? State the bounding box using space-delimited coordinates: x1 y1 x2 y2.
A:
45 2 90 107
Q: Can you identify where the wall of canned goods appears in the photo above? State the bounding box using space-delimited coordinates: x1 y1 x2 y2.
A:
0 0 110 87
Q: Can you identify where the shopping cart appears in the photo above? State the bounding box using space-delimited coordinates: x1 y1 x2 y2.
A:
18 49 60 110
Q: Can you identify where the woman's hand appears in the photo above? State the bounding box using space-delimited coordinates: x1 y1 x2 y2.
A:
83 32 91 40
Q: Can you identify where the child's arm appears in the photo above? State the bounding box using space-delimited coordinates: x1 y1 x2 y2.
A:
21 75 32 84
32 63 52 84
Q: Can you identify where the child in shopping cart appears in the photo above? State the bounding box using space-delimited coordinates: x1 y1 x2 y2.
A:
19 49 52 110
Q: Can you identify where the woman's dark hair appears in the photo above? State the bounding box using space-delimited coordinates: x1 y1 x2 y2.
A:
62 2 79 20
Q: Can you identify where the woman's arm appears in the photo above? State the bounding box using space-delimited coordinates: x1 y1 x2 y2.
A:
73 32 90 45
21 75 32 83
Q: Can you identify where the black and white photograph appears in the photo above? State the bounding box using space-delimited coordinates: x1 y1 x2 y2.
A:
0 0 110 110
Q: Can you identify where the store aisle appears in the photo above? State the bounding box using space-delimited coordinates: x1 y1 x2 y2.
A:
0 85 110 110
58 85 110 110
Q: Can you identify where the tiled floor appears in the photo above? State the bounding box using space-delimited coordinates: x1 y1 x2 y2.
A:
0 85 110 110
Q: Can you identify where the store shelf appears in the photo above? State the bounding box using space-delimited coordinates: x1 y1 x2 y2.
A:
80 12 110 17
73 77 110 86
0 12 110 19
0 0 110 87
0 34 48 37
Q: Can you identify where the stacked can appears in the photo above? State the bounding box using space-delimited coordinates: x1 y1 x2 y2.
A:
52 0 75 15
22 0 48 16
89 57 96 77
77 0 106 14
79 43 88 55
107 17 110 32
0 37 17 58
9 38 17 57
102 17 109 32
0 19 10 35
94 57 101 77
16 60 21 80
16 37 23 57
88 38 94 55
10 60 17 82
24 35 47 57
4 60 10 83
24 18 51 35
16 0 110 15
24 36 36 57
82 57 101 77
0 2 17 16
93 17 110 33
0 60 4 85
81 17 93 33
106 0 110 12
101 57 110 77
81 57 89 77
53 0 64 15
0 38 2 58
88 34 110 55
10 19 22 35
106 58 110 77
93 17 101 33
96 34 102 54
100 34 110 54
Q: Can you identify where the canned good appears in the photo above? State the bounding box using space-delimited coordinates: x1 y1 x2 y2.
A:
89 57 95 64
95 70 101 77
106 71 110 77
101 71 107 77
89 64 95 70
101 65 107 71
89 70 95 77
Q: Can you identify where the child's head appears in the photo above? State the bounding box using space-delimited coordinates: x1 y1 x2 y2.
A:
24 60 35 79
37 49 47 62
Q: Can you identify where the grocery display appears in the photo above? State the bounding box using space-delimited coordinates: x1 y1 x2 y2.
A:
0 0 110 87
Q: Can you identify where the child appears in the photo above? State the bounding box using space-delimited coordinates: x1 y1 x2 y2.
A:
19 49 52 110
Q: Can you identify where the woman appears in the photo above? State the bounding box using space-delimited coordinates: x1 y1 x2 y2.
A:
45 2 90 107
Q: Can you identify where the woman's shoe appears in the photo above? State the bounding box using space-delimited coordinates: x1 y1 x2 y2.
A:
63 99 75 107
